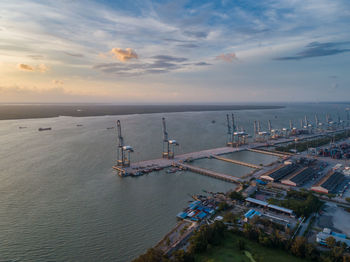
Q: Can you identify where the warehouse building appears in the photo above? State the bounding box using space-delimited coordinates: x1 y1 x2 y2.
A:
260 163 299 182
245 197 295 217
316 228 350 247
281 167 315 187
311 171 345 194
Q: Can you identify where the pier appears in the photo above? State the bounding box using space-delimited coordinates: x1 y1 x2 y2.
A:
211 155 262 169
113 145 247 175
174 162 242 183
248 148 292 157
113 127 350 184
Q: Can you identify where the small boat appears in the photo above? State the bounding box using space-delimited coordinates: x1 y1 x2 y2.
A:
38 127 52 131
19 126 27 129
76 124 83 127
106 127 115 130
211 120 216 124
166 168 178 174
133 171 144 176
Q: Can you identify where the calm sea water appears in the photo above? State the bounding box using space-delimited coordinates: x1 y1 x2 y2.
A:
0 103 348 261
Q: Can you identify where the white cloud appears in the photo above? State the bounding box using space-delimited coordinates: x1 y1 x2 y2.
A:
17 63 49 72
110 48 138 62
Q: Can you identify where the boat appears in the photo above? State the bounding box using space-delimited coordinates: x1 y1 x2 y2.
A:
19 126 27 129
38 127 52 131
106 127 115 130
166 167 179 174
211 120 216 124
76 124 83 127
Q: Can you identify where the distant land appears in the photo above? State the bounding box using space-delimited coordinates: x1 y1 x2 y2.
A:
0 104 285 120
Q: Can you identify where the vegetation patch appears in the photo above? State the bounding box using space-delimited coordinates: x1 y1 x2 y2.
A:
195 233 311 262
268 190 323 217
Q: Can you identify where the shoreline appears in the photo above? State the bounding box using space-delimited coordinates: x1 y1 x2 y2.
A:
0 104 284 121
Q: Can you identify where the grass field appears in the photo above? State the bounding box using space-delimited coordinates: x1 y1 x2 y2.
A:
195 232 311 262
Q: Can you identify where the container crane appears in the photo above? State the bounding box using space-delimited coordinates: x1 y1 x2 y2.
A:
226 114 232 146
162 117 178 158
116 120 133 167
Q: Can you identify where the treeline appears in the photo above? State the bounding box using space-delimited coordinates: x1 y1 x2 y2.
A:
225 221 349 262
132 219 350 262
131 222 226 262
275 131 350 153
268 190 324 217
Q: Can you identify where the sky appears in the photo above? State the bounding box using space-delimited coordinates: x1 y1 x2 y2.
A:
0 0 350 103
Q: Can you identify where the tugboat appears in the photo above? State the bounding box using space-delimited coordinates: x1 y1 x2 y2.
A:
38 127 52 131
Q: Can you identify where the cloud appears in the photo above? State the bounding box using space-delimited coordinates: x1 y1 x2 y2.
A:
17 63 49 73
0 85 74 102
274 41 350 60
37 64 49 73
163 38 193 43
216 53 238 62
195 62 211 66
18 63 34 71
52 79 64 85
183 30 208 39
64 51 84 57
110 48 138 62
27 54 44 60
93 55 189 76
152 55 188 63
177 43 199 48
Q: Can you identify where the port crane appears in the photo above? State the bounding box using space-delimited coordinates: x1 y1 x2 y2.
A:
254 120 269 142
116 120 133 167
226 114 233 146
162 117 178 158
232 114 247 145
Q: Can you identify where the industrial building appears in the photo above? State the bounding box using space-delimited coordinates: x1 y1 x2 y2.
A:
177 200 215 222
281 167 315 187
245 197 295 216
311 171 346 194
244 209 261 222
316 228 350 246
260 163 299 182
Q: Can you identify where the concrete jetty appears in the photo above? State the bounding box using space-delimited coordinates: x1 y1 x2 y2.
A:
247 148 292 157
113 145 247 175
113 128 349 180
174 162 242 183
211 155 262 169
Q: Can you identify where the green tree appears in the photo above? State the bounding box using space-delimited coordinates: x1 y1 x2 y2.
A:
325 236 336 248
217 201 229 211
172 250 194 262
290 236 307 258
237 239 246 250
229 191 244 201
329 246 345 262
132 248 169 262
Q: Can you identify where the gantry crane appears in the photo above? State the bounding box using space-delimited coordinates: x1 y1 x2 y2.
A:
162 117 178 158
116 120 133 167
226 114 232 146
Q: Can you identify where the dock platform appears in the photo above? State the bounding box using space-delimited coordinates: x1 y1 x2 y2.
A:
174 162 242 183
211 155 262 169
113 145 247 176
248 148 292 157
